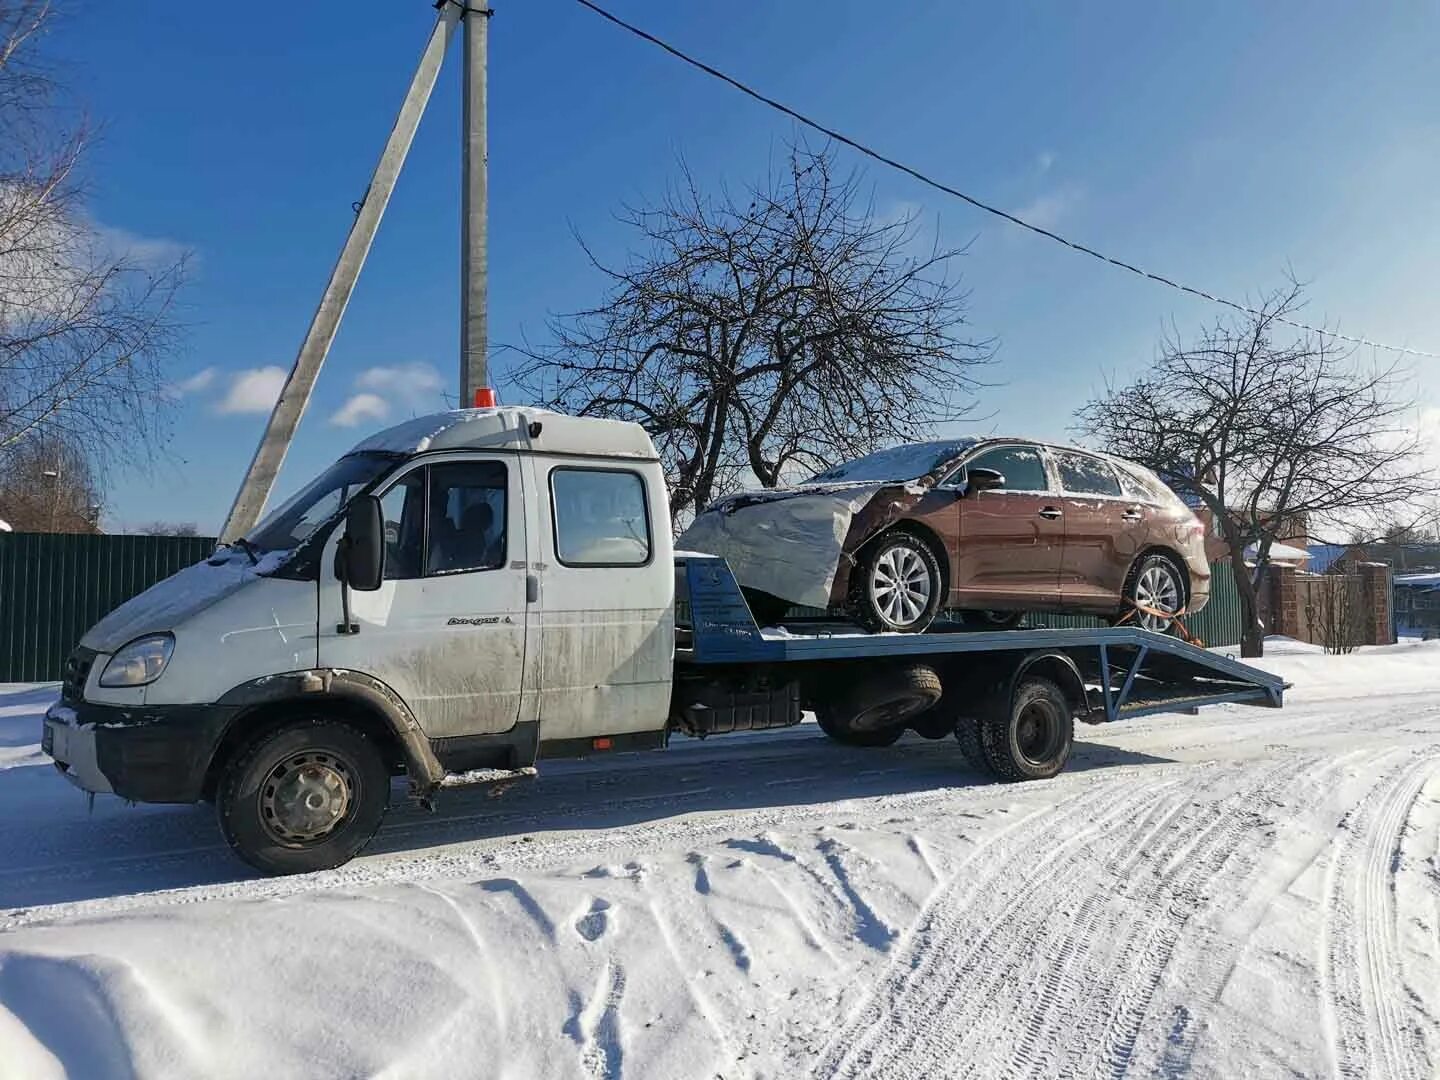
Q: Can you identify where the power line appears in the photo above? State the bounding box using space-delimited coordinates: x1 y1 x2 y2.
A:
572 0 1437 359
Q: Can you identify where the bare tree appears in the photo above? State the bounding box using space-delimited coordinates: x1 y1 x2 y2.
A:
0 426 101 531
507 142 990 521
1 2 185 471
1076 283 1431 657
137 520 199 537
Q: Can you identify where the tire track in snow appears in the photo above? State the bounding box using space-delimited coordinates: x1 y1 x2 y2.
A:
1320 747 1440 1080
812 757 1319 1079
811 775 1180 1078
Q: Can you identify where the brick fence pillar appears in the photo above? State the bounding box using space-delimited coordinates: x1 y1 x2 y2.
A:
1268 565 1300 638
1358 563 1394 645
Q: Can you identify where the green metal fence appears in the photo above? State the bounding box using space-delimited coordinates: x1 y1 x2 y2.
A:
1025 559 1244 646
0 533 216 682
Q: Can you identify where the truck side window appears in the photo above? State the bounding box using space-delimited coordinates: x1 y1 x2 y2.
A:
427 461 507 575
379 471 425 580
551 468 650 566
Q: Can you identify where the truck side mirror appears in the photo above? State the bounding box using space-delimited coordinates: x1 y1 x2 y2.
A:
340 494 385 591
966 467 1006 494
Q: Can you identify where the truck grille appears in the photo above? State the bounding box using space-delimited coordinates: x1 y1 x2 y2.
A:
61 648 96 703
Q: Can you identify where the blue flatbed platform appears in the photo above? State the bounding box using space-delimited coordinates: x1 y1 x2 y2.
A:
676 554 1284 724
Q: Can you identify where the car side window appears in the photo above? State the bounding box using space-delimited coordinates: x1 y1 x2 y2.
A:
427 461 508 576
964 446 1049 492
551 468 651 566
1055 451 1123 497
379 471 425 580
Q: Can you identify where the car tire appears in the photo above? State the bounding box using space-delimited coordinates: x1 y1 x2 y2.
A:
852 530 944 633
217 719 390 875
742 587 792 628
1116 553 1187 634
978 676 1073 782
814 664 941 747
960 609 1025 631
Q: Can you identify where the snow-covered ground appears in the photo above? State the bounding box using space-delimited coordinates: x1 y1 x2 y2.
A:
1 640 1438 1078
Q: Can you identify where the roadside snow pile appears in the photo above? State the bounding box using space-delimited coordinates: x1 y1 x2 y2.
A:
1 642 1438 1078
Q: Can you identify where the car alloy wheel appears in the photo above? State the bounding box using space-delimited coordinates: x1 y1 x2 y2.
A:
868 544 933 629
1132 560 1182 632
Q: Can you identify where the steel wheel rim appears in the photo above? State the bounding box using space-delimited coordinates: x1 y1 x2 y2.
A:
868 544 932 627
260 750 355 845
1015 699 1063 765
1134 564 1181 632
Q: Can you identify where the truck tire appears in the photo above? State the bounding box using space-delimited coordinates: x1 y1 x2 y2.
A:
814 664 941 747
960 610 1025 631
851 530 944 634
217 719 390 875
978 675 1073 782
954 714 990 772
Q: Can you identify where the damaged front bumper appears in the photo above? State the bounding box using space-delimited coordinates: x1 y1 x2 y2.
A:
43 703 114 795
43 699 231 803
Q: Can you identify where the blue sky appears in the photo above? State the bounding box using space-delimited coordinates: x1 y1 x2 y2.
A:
53 1 1440 532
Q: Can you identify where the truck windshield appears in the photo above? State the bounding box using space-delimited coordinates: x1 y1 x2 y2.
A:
247 451 401 553
805 439 978 484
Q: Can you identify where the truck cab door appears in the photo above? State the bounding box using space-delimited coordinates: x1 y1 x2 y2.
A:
319 454 533 738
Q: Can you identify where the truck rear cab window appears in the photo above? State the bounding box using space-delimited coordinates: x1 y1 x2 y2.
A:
551 468 651 566
379 460 508 579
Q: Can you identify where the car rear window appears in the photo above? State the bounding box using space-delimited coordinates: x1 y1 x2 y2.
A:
1055 451 1123 496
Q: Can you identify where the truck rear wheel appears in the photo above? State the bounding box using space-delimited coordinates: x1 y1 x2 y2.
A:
954 714 990 772
217 719 390 875
978 676 1073 782
814 664 941 747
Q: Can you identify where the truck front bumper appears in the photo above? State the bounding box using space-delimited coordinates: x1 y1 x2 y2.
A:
43 699 232 803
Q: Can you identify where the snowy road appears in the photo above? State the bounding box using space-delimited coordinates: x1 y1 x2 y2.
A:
1 641 1438 1078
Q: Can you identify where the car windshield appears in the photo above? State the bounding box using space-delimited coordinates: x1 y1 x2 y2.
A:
805 439 978 484
246 451 401 553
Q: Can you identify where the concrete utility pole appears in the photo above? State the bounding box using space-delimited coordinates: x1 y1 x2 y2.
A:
460 4 491 405
219 4 462 544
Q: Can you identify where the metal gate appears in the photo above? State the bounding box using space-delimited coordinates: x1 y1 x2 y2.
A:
0 533 215 682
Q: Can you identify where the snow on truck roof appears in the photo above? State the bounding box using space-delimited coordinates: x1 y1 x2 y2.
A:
348 407 657 460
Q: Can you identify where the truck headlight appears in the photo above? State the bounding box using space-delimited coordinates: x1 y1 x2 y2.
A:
99 634 176 688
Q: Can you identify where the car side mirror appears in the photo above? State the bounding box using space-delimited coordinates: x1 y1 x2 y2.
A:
966 467 1005 494
340 494 385 592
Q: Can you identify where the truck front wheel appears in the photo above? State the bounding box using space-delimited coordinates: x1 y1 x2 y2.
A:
217 719 390 875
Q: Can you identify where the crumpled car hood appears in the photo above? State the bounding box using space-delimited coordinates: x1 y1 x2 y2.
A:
678 483 893 610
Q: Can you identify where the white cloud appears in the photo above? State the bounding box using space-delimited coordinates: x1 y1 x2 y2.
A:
95 224 190 270
217 366 287 415
330 392 390 428
167 367 217 398
1012 184 1084 232
356 362 445 402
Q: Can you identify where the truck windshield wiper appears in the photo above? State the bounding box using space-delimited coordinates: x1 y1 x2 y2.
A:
231 537 260 565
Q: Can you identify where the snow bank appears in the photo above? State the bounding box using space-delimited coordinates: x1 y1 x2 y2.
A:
1 644 1438 1078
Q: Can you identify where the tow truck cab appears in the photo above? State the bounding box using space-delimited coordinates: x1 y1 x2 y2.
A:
44 407 683 870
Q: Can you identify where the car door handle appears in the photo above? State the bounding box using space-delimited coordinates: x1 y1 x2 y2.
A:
1038 507 1063 520
526 573 540 604
1122 506 1144 522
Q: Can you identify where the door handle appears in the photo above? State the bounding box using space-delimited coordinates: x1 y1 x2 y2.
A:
526 573 540 604
1121 506 1144 522
1038 507 1063 520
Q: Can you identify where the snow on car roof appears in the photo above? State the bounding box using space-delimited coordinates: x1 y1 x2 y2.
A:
805 439 980 483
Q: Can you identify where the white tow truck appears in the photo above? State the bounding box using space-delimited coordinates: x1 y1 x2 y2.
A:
42 406 1283 874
